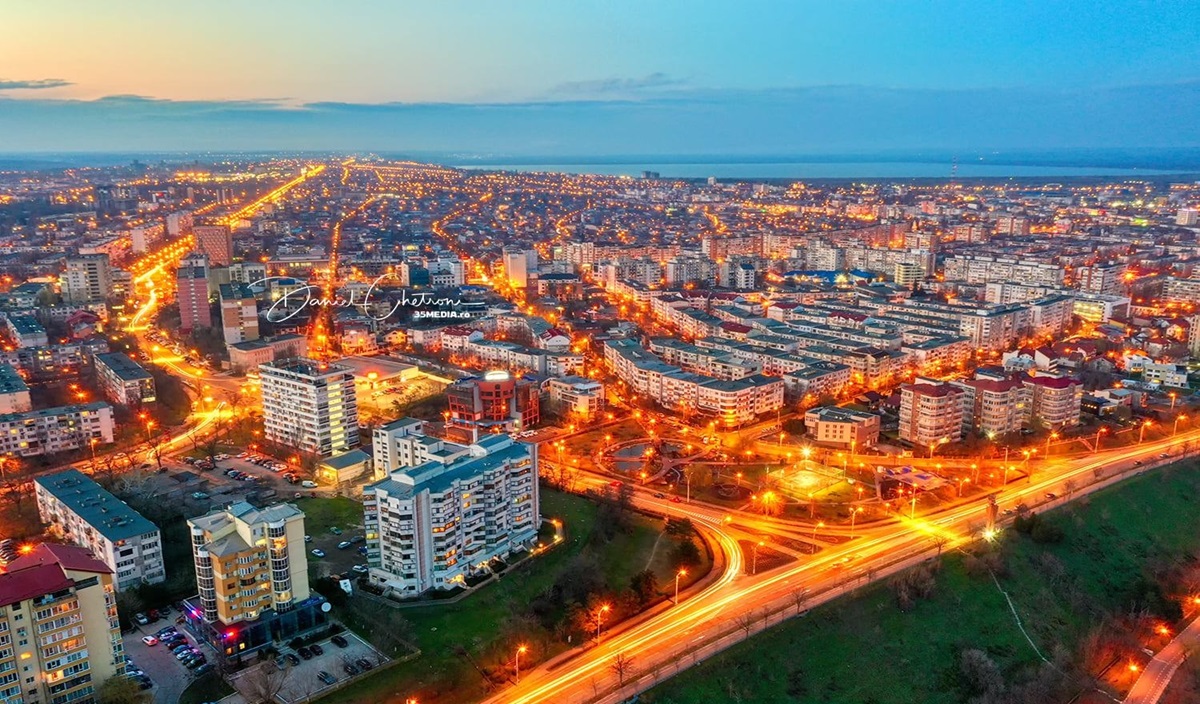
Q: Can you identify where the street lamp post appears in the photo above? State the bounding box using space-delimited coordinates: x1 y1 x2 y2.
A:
1045 431 1058 456
752 541 764 575
811 521 824 542
1139 420 1153 443
1175 414 1187 436
1094 427 1106 454
674 568 688 605
594 604 610 641
850 507 862 537
514 645 527 682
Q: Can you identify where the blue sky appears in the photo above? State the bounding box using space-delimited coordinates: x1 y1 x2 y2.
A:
1 1 1198 154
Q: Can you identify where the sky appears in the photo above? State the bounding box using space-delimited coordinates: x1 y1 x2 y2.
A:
2 1 1199 156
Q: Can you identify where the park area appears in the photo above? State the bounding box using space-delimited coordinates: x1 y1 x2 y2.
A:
323 488 711 704
644 461 1200 704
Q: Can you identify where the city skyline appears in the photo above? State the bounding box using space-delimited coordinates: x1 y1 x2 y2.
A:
3 1 1200 154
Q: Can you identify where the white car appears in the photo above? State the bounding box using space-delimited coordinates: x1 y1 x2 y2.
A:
301 480 317 489
141 636 158 646
311 549 326 558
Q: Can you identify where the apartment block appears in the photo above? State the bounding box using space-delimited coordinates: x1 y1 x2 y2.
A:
186 502 326 660
259 358 358 457
194 225 233 266
0 363 32 414
35 469 164 591
898 383 964 448
445 372 540 439
62 255 112 304
803 406 881 448
364 428 539 596
0 403 114 458
219 283 259 345
93 353 156 410
543 376 605 419
1022 376 1083 429
0 543 125 704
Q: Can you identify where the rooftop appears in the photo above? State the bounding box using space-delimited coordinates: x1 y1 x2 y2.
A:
0 363 29 394
34 469 159 542
95 352 153 382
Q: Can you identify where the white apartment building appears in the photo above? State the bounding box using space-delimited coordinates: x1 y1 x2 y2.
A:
35 469 165 591
259 358 358 457
543 376 606 419
93 352 156 409
364 429 539 596
62 254 112 304
0 403 114 457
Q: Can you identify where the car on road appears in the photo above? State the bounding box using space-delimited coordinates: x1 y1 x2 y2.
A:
671 496 682 503
311 549 326 558
337 541 352 550
1159 453 1170 459
1044 492 1058 500
141 636 158 646
1133 460 1143 466
609 481 623 488
317 671 337 685
331 635 348 648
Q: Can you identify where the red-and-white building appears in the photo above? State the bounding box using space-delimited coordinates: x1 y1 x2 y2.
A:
899 382 964 448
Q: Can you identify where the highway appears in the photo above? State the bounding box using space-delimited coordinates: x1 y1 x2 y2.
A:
481 427 1200 704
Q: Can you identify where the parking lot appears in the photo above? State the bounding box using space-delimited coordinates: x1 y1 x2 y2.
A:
124 616 211 704
227 631 387 704
306 521 369 580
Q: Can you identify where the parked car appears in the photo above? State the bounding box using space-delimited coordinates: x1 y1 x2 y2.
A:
329 527 343 535
357 546 368 556
343 662 360 676
317 671 337 685
194 663 214 675
352 564 368 574
331 635 348 648
304 535 313 543
301 480 318 489
141 636 158 646
350 535 365 544
191 492 209 500
297 647 313 660
310 643 324 656
311 549 326 558
134 612 150 626
285 653 300 666
355 657 373 671
337 541 352 550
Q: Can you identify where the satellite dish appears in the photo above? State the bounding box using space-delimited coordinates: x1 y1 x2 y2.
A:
321 602 332 613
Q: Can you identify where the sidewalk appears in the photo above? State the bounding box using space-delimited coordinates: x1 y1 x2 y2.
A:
1124 615 1200 704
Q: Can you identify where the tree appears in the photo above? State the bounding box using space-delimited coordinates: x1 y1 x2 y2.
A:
629 569 659 606
96 676 151 704
790 587 809 615
610 652 635 688
735 611 757 637
241 662 291 704
671 538 702 568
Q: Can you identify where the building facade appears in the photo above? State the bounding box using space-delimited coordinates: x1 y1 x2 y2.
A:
177 254 212 333
62 255 112 304
193 225 233 266
803 406 881 448
186 502 326 661
219 283 260 345
259 358 358 457
0 544 125 704
445 372 540 439
35 469 165 591
898 383 964 448
0 403 114 458
93 353 156 410
364 428 539 596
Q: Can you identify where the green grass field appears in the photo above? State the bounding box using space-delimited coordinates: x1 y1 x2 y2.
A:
644 463 1200 704
178 672 234 704
325 488 693 704
299 496 365 535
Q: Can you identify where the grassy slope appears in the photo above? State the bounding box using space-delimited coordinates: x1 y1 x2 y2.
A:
645 463 1200 704
327 488 677 704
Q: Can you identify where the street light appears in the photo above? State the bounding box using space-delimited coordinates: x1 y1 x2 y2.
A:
515 644 527 681
751 541 765 575
674 568 688 605
1139 419 1153 444
1175 414 1187 436
849 507 863 537
811 521 824 542
1045 431 1058 456
594 604 610 641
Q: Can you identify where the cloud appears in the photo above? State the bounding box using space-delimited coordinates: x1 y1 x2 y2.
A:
0 78 72 91
549 72 688 97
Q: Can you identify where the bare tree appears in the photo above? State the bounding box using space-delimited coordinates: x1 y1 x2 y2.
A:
241 662 291 704
790 587 809 615
735 611 757 638
610 651 635 688
931 535 949 556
